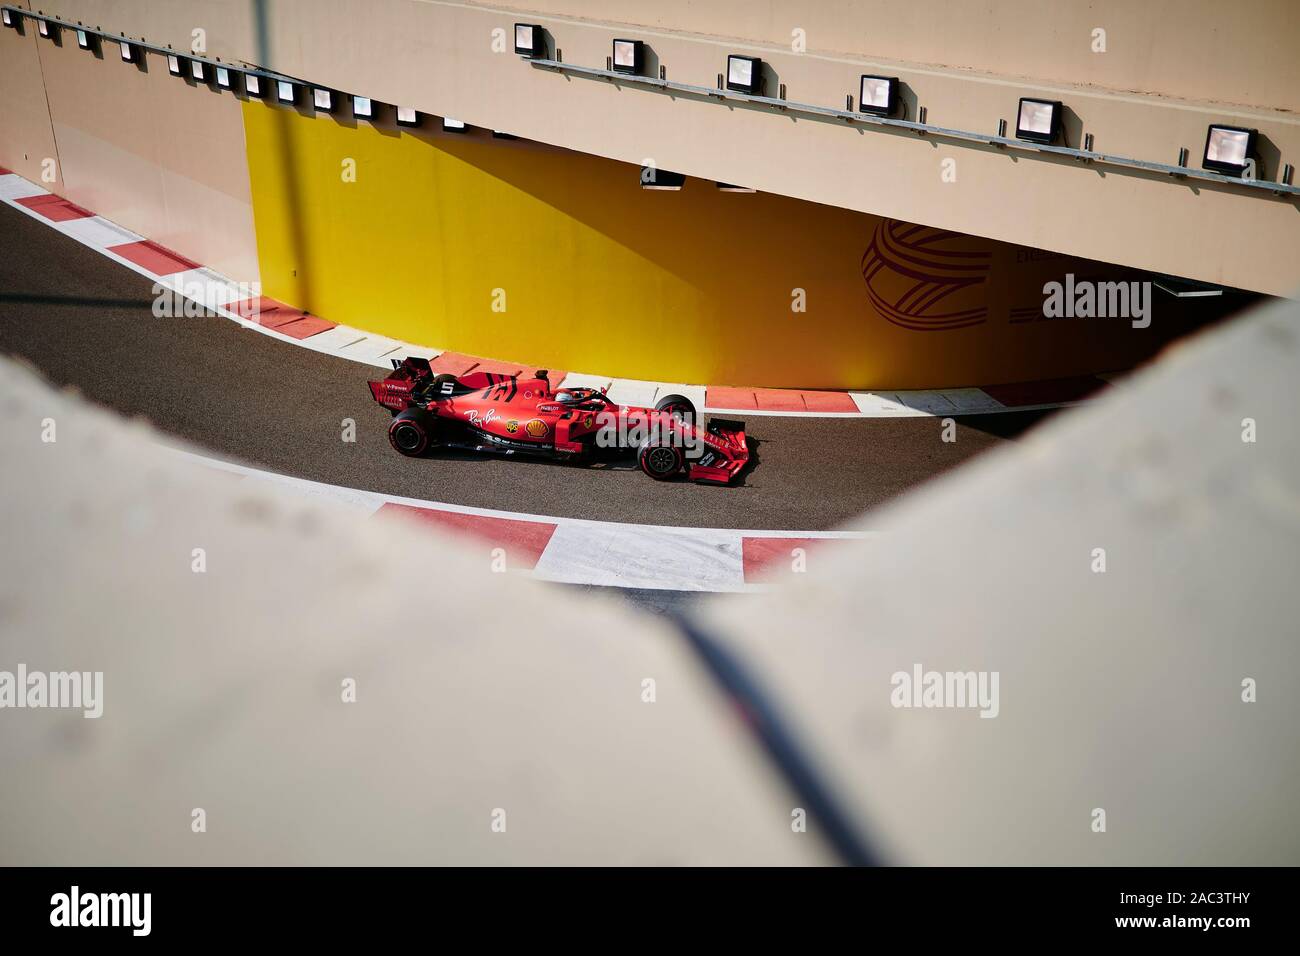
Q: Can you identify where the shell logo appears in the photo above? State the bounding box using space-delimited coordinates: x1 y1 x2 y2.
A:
860 219 993 331
525 419 549 438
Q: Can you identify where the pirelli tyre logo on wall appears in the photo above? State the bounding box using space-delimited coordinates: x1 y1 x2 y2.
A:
861 220 992 331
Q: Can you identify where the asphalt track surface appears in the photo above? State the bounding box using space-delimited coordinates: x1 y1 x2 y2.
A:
0 201 1053 530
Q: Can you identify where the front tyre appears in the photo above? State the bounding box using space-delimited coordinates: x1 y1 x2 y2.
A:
654 393 697 426
389 407 434 457
638 439 685 481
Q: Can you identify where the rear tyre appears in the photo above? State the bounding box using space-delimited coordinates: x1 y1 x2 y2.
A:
389 407 434 457
638 439 685 481
654 393 697 426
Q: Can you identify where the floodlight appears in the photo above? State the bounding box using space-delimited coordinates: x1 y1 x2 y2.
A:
859 75 898 116
1202 125 1257 176
37 19 55 40
514 23 543 58
352 96 374 119
76 29 94 51
190 59 206 82
726 55 762 94
1 10 15 28
276 80 297 105
215 67 233 90
396 107 420 127
119 39 136 62
312 88 334 112
442 117 467 133
612 38 643 75
716 182 755 193
244 74 265 98
491 130 518 140
640 167 685 190
1015 97 1062 143
167 54 182 75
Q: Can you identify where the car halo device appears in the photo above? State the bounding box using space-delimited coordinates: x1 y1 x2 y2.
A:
352 96 374 119
1015 97 1062 144
276 80 297 105
514 22 544 58
859 75 899 116
726 54 762 94
1202 125 1257 177
612 38 643 75
396 107 420 127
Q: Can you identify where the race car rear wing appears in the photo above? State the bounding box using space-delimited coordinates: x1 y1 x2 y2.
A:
368 356 433 412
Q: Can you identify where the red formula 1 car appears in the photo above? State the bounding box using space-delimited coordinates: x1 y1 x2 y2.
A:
368 357 749 484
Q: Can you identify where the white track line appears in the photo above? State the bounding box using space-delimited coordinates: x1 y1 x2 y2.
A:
161 445 871 592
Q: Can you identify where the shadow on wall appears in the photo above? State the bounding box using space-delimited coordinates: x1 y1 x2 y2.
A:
243 102 1235 390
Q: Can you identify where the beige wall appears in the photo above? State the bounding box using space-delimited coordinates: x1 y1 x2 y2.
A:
1 9 258 280
0 2 61 187
503 0 1300 112
8 1 1299 294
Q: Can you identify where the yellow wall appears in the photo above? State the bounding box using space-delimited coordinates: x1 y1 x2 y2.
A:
243 100 1201 389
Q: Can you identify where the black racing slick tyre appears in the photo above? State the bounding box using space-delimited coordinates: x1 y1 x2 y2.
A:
388 408 434 457
654 393 697 426
638 439 685 480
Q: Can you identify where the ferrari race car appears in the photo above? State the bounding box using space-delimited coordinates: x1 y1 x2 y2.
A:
368 357 749 484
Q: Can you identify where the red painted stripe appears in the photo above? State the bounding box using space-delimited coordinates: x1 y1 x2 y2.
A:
14 194 63 207
274 316 336 339
376 503 557 569
741 536 827 581
708 386 858 412
430 352 517 376
799 390 859 412
0 167 12 175
106 239 200 276
228 295 285 320
981 376 1106 408
15 194 93 222
429 351 563 383
706 386 758 409
753 388 808 412
226 296 332 334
